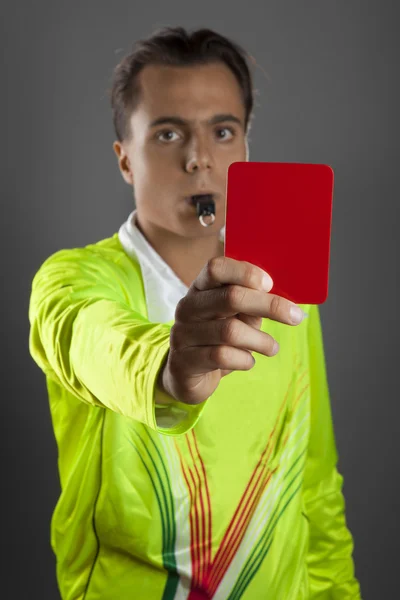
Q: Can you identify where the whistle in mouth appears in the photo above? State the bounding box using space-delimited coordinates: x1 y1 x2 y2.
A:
194 195 216 227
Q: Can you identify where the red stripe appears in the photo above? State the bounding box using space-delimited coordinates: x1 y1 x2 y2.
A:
207 470 273 595
187 433 207 586
209 395 287 559
187 588 209 600
192 432 213 576
292 383 309 412
207 444 275 591
178 375 307 597
209 412 297 595
213 379 309 589
175 444 199 587
187 464 201 586
190 430 212 582
207 392 292 593
208 477 272 596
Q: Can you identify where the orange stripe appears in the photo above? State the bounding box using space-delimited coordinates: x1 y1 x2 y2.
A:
209 391 289 560
177 368 308 595
187 464 202 586
209 390 307 594
187 432 208 585
292 383 310 412
207 416 284 590
192 432 213 573
174 443 200 586
207 377 303 592
208 471 274 595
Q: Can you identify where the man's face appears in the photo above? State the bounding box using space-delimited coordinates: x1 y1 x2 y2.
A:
114 62 248 238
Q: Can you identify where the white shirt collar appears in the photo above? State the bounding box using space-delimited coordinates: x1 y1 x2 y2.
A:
118 210 225 323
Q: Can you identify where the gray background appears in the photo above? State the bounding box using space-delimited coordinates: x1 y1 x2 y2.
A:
2 1 398 598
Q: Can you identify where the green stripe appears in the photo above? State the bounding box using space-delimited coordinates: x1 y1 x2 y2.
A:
133 432 174 553
228 451 307 600
226 394 309 599
231 480 304 599
128 443 171 563
162 571 180 600
128 432 180 599
144 429 177 553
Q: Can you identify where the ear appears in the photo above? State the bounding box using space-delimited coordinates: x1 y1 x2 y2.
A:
245 137 250 161
113 141 134 186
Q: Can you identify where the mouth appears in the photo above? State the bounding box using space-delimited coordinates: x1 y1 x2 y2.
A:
186 192 217 207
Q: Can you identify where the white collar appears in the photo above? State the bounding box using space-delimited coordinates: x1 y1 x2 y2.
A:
118 210 225 323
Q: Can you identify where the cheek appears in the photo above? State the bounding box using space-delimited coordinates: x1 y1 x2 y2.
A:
218 141 247 169
224 136 247 157
132 147 167 192
133 152 174 208
139 144 179 176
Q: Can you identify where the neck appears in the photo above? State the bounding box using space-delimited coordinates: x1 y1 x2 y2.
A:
134 214 224 288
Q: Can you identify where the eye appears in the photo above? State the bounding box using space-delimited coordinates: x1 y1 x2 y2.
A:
156 130 180 143
215 127 235 140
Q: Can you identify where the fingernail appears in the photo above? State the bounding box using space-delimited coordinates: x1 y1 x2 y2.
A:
290 306 305 324
262 273 273 291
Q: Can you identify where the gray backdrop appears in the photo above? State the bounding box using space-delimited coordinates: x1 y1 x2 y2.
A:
2 1 398 598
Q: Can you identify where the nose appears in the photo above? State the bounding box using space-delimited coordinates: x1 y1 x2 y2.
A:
185 137 213 173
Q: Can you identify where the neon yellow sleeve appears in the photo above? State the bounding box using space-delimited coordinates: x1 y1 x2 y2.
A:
28 246 206 436
302 305 362 598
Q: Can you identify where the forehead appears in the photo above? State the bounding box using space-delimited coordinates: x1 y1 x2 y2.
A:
134 62 245 122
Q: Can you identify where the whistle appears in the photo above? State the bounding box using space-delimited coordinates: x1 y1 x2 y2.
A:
194 195 216 227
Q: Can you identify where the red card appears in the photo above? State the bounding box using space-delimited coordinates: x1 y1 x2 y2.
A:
224 162 334 304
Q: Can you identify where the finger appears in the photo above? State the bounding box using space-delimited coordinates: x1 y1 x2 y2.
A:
176 285 306 326
236 313 263 330
173 345 256 376
171 318 279 358
220 369 234 377
193 256 273 293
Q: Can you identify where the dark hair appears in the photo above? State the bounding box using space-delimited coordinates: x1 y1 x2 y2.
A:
110 26 255 142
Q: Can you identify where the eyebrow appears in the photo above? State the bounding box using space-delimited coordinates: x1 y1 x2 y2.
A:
149 113 243 129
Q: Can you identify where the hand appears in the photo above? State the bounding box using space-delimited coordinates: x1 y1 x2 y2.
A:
159 256 306 405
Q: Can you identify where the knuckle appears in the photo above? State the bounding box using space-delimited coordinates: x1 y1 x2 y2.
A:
206 256 225 282
254 316 263 330
269 294 284 315
209 345 230 367
244 262 261 289
170 323 183 349
221 318 239 344
262 332 278 356
167 347 181 373
267 335 277 355
225 285 246 311
175 297 187 321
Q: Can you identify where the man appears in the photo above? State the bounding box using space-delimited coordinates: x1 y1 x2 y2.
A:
29 26 361 599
